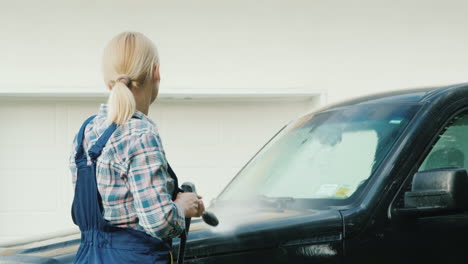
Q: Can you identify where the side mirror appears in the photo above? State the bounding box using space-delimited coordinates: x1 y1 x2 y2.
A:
393 168 468 218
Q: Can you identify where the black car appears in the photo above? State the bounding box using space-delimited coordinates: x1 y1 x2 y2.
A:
3 83 468 263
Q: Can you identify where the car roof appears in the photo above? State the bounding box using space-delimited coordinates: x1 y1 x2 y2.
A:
321 83 467 111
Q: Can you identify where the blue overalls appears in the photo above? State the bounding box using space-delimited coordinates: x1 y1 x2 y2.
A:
71 115 180 264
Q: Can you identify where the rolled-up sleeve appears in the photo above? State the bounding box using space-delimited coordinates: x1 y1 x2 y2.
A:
125 132 185 239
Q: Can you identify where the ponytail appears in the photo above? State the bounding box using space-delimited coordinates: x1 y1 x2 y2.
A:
106 81 136 126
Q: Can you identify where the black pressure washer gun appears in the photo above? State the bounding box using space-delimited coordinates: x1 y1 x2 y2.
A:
177 182 219 264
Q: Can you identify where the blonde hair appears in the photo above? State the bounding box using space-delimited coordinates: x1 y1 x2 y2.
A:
102 32 159 125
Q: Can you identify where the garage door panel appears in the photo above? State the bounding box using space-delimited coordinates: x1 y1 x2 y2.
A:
0 102 56 146
0 169 58 212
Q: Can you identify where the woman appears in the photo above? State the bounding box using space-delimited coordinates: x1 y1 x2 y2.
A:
69 31 204 263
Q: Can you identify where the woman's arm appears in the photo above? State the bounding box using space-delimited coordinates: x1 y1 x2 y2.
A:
126 132 186 239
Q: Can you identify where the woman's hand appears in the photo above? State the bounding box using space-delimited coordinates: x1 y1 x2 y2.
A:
175 192 205 218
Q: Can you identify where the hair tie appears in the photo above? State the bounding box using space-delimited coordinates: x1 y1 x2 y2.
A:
116 75 131 87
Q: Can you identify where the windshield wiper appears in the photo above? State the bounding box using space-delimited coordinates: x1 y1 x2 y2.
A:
256 195 295 211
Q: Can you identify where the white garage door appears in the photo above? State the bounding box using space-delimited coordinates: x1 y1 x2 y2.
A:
0 96 319 243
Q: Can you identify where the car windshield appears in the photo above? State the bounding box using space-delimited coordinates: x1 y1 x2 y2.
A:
217 103 420 205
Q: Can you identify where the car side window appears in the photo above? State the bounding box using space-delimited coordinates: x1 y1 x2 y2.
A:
418 113 468 172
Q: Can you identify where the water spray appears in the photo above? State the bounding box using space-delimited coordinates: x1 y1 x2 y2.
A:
177 182 219 264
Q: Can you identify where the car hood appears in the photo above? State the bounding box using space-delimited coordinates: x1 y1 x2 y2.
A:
0 206 343 263
177 204 343 261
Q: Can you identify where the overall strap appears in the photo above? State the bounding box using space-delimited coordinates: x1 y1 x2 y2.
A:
75 115 97 165
88 123 118 161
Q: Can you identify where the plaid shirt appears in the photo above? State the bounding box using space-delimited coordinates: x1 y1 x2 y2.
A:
69 104 185 240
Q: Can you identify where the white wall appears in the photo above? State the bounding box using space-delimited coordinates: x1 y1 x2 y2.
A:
2 0 468 102
2 0 468 242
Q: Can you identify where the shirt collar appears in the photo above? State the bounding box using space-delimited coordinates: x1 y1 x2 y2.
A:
98 104 152 124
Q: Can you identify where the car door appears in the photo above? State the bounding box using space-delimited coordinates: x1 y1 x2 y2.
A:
384 110 468 263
